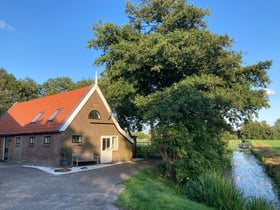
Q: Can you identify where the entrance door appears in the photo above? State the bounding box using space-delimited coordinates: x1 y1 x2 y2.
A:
4 137 9 160
100 137 113 163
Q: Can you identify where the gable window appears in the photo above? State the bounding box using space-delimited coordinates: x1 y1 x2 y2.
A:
29 137 35 144
44 136 50 144
48 108 62 121
88 110 101 120
31 111 44 123
15 136 21 145
72 135 82 143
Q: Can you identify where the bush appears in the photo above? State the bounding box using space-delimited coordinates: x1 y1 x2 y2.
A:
183 172 244 210
183 172 277 210
136 144 155 159
155 160 168 177
151 123 232 184
245 197 275 210
173 151 211 183
265 164 280 193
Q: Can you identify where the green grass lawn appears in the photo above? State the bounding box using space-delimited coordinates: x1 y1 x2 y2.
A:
115 168 214 210
227 139 280 153
249 139 280 196
227 139 241 151
250 140 280 153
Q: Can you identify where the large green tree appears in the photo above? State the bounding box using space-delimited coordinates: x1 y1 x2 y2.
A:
40 77 94 96
272 119 280 139
240 119 280 140
0 68 39 116
88 0 271 181
40 77 76 96
88 0 270 131
0 68 18 115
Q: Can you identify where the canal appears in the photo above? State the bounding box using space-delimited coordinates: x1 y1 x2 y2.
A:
231 150 279 207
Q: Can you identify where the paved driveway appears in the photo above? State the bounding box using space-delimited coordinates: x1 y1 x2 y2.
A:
0 159 155 210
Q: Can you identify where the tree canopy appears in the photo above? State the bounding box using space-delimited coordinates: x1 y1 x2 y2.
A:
88 0 271 131
240 119 280 140
88 0 271 182
0 68 93 116
0 68 39 115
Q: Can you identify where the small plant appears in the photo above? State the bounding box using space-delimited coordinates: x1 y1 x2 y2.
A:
245 196 275 210
183 172 244 210
60 146 72 166
60 146 72 159
136 144 155 159
183 172 277 210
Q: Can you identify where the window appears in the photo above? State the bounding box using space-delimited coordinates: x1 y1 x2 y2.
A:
31 111 44 123
44 136 50 144
102 136 118 151
88 110 101 120
112 136 118 150
72 135 82 143
29 137 35 144
48 108 62 121
102 137 111 151
15 136 21 145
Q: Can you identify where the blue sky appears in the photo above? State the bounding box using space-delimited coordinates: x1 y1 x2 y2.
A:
0 0 279 125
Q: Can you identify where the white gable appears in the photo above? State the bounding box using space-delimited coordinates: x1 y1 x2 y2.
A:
58 83 134 144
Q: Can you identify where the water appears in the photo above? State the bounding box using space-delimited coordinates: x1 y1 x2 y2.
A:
231 150 279 206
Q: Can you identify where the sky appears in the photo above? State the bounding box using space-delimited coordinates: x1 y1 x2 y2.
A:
0 0 279 125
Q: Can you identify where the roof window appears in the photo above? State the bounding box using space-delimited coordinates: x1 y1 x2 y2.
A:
31 111 44 123
48 108 62 121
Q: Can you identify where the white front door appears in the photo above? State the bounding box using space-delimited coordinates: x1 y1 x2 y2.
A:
100 137 113 163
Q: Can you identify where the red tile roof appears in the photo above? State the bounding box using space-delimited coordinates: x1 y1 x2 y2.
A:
0 86 90 135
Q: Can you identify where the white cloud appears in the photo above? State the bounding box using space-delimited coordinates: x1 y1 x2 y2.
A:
0 20 15 32
264 88 275 95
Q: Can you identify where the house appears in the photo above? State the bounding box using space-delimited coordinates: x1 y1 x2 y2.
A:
0 81 134 166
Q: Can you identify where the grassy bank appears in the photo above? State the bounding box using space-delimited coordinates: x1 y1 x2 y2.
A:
115 140 277 209
250 140 280 195
115 168 214 210
115 165 275 210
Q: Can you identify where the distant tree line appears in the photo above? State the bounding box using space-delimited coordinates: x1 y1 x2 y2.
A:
0 68 93 116
240 119 280 140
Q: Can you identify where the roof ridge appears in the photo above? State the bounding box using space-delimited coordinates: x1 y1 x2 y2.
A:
15 86 91 105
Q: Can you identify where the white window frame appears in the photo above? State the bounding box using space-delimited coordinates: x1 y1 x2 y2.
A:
72 135 82 143
112 136 118 151
31 112 44 123
44 136 50 144
29 137 35 144
88 110 101 120
101 136 118 151
15 136 21 145
48 108 62 121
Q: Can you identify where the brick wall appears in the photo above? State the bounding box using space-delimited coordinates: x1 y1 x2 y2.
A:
5 133 61 166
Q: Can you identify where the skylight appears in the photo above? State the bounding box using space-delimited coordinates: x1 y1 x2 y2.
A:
31 112 44 123
48 108 62 121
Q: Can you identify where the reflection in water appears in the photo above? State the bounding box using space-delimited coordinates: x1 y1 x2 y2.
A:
231 151 279 206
